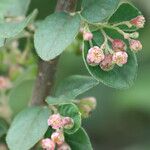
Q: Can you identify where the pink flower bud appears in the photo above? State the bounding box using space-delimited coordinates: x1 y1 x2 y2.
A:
0 76 11 90
129 39 142 52
62 117 74 129
112 39 126 51
57 143 71 150
130 15 145 28
41 138 55 150
87 46 105 66
51 131 65 145
100 54 114 71
83 32 93 41
47 114 63 130
112 51 128 66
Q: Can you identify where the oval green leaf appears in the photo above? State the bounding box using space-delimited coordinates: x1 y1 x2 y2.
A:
82 29 138 89
65 128 93 150
81 0 120 23
59 103 81 134
34 12 80 61
6 107 51 150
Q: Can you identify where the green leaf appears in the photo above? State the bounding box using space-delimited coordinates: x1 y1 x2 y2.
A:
109 2 142 31
0 0 31 18
34 12 80 61
81 0 120 23
59 103 81 134
0 118 8 138
6 107 51 150
55 75 99 99
9 79 35 115
0 9 37 38
83 29 138 89
65 128 93 150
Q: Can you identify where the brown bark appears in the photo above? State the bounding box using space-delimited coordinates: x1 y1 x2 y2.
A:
31 0 77 106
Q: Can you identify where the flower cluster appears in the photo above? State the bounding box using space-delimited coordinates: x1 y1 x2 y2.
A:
84 15 145 71
41 114 74 150
0 76 11 91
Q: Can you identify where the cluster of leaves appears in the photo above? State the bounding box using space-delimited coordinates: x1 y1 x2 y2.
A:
0 0 145 150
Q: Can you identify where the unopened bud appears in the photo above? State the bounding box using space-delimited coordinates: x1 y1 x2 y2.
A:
130 15 145 28
78 97 97 118
0 76 11 90
41 138 55 150
129 32 139 39
51 131 65 145
83 32 93 41
112 39 126 51
100 54 114 71
129 39 142 52
63 117 74 129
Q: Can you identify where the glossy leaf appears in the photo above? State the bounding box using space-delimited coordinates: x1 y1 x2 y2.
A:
34 12 80 61
55 75 99 99
65 128 93 150
9 79 35 115
81 0 120 23
59 103 81 134
82 29 138 89
0 9 37 38
109 2 142 31
6 107 51 150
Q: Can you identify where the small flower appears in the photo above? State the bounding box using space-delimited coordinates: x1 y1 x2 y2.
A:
57 143 71 150
129 39 142 52
130 15 145 28
62 117 74 129
83 32 93 41
100 54 114 71
41 138 55 150
87 46 105 66
112 51 128 66
0 76 11 90
47 114 63 130
112 39 126 51
51 131 65 145
78 97 97 118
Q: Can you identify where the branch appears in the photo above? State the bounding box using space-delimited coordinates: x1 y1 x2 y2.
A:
30 0 77 106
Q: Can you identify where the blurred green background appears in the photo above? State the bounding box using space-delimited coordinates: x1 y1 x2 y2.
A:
1 0 150 149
